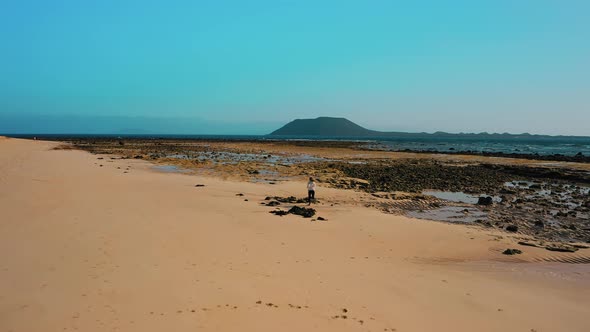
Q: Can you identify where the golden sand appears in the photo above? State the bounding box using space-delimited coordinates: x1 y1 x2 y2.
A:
1 138 589 331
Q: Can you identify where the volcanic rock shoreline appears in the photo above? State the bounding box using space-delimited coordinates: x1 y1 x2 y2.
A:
365 147 590 163
24 135 590 163
327 160 589 244
52 137 590 245
329 160 590 194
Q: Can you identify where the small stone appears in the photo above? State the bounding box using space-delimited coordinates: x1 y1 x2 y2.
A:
270 210 289 216
502 249 522 255
477 196 493 205
506 225 518 232
545 245 578 253
518 241 540 248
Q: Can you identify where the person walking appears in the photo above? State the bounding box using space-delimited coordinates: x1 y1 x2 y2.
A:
307 177 316 205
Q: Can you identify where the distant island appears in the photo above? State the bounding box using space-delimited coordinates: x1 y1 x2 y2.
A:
269 117 588 139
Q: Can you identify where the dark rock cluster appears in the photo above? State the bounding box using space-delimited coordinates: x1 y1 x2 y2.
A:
330 160 590 194
269 206 316 218
330 160 512 193
502 249 522 255
264 196 319 204
288 206 316 218
265 196 308 203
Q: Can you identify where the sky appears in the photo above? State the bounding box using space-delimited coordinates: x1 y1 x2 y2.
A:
1 0 589 135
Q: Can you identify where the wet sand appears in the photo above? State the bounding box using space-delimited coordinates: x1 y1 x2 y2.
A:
1 138 589 332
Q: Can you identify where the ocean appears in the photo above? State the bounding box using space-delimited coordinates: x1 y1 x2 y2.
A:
5 133 590 157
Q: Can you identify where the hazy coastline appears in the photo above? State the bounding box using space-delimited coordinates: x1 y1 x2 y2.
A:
7 133 590 162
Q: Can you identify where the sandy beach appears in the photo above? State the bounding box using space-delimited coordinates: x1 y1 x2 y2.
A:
1 137 589 332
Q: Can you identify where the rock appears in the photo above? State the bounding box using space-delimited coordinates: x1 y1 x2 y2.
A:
270 210 289 216
499 188 516 195
288 206 316 218
477 196 493 205
506 225 518 232
133 155 143 159
275 196 297 203
266 196 318 204
518 241 541 247
236 193 244 196
317 216 326 221
502 249 522 255
266 201 281 206
269 206 316 218
195 184 205 187
534 220 544 228
545 245 578 253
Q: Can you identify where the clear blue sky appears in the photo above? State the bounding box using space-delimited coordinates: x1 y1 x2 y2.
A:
1 0 589 135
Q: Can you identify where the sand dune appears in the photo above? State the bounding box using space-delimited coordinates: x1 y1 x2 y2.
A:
1 138 589 331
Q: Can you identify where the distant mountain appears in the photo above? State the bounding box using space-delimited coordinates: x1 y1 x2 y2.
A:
269 117 589 139
270 117 379 136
